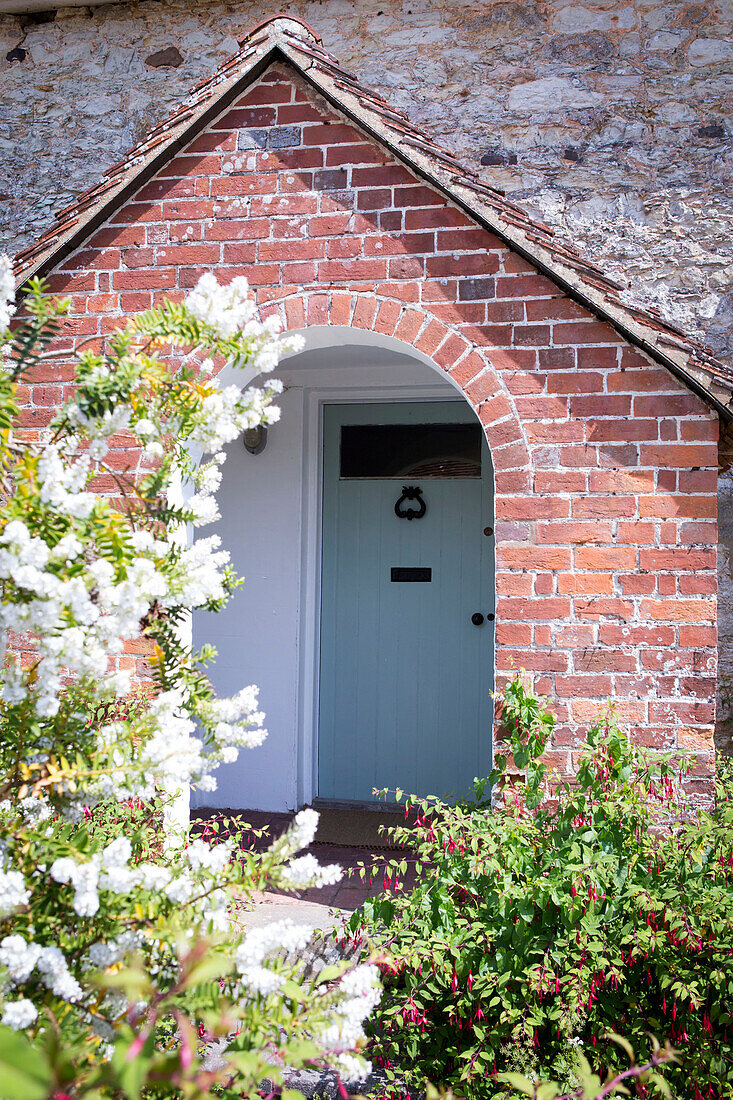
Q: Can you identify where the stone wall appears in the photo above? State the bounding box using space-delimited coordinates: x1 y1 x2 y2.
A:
2 0 732 750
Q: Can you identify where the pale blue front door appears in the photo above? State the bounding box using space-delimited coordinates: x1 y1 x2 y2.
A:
318 401 494 804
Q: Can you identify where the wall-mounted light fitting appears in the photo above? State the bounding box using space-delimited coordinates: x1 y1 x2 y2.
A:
242 425 268 455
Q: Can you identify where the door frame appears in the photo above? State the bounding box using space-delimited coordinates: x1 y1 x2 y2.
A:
297 383 495 808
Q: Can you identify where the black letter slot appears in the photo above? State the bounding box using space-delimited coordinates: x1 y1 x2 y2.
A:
391 567 432 582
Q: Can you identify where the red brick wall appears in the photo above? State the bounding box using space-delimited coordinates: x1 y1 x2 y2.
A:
29 65 719 794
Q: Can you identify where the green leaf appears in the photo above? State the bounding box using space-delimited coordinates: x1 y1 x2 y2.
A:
0 1027 53 1100
110 1027 157 1100
315 965 344 984
182 951 230 988
518 899 534 922
281 979 307 1002
647 1072 672 1098
496 1071 538 1095
536 1085 560 1100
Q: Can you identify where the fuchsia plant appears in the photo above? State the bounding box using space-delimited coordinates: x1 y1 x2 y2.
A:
349 675 733 1099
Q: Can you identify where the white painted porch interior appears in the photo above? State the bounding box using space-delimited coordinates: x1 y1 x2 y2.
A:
191 329 496 813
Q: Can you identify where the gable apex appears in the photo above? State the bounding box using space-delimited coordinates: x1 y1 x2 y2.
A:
12 13 733 420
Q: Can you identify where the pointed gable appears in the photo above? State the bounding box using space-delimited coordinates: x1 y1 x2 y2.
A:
12 14 733 421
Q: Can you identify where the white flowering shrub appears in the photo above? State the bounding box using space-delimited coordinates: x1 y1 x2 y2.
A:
0 257 380 1096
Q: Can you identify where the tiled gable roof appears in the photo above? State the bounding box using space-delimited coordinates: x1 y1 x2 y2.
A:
13 14 733 419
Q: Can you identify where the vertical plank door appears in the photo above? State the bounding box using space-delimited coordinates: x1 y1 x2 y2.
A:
318 401 494 803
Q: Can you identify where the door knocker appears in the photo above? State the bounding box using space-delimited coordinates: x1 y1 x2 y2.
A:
394 485 426 521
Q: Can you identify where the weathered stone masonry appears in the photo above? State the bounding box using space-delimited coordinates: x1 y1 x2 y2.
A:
18 53 719 797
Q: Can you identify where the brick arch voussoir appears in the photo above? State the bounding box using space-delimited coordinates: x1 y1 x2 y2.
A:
261 289 532 484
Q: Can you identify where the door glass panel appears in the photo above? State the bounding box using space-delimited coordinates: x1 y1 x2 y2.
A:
339 422 482 479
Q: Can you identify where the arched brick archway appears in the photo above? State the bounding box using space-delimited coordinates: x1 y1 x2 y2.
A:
21 269 720 796
257 288 532 489
249 288 533 760
199 311 507 809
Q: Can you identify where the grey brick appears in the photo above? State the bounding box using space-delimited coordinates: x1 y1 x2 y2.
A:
267 126 301 149
237 129 267 150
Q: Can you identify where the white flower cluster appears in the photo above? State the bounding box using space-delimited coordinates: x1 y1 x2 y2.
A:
36 445 95 518
137 691 208 798
0 270 301 795
0 260 385 1084
185 836 233 874
161 836 233 931
184 274 257 341
84 930 141 970
124 524 231 613
0 253 14 333
182 274 303 452
184 274 304 367
50 836 141 917
235 919 312 997
1 998 37 1030
0 509 239 752
48 830 233 939
0 935 83 1008
266 808 342 893
225 931 380 1082
66 393 132 463
19 795 52 824
278 853 342 890
318 965 382 1083
168 534 230 606
278 807 319 855
51 855 100 917
198 685 269 764
0 866 29 918
187 490 220 527
93 683 268 806
0 513 174 716
187 378 283 455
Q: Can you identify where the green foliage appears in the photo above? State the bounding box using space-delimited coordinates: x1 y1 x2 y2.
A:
480 675 555 809
499 1033 677 1099
351 675 733 1099
0 274 375 1097
83 795 165 862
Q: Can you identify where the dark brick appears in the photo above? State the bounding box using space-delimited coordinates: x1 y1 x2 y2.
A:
145 46 183 68
459 276 495 301
697 122 726 140
380 210 402 231
314 168 348 190
480 148 517 166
